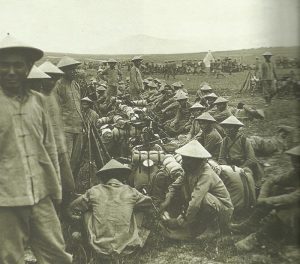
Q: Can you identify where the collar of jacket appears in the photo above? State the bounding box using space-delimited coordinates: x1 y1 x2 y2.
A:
106 178 124 186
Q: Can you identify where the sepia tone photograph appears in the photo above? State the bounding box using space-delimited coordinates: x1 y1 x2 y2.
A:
0 0 299 263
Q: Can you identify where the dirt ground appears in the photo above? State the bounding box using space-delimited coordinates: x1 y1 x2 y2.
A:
121 68 300 264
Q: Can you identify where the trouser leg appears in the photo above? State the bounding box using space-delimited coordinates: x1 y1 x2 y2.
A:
30 197 72 264
0 207 30 264
263 80 275 103
64 132 75 160
70 132 83 173
192 193 233 236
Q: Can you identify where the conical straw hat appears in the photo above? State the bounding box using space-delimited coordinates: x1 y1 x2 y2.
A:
38 60 64 74
220 115 244 126
213 97 228 104
175 140 212 158
196 112 216 122
57 56 81 69
96 159 131 177
190 102 205 109
0 33 43 62
27 65 51 79
285 145 300 157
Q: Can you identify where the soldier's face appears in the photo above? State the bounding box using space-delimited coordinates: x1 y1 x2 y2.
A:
216 103 226 111
199 121 210 130
224 126 239 137
193 109 203 116
81 101 91 110
207 98 216 105
182 156 205 172
178 99 187 107
64 67 77 80
0 53 31 91
264 56 272 62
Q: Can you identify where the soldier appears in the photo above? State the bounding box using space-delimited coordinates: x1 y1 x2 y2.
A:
215 59 225 78
165 92 192 136
184 102 206 137
27 65 51 92
130 56 144 99
39 60 75 207
39 60 65 94
0 34 72 263
211 97 232 122
95 85 107 115
203 92 218 109
160 140 233 240
218 116 264 189
196 112 223 160
54 56 83 167
260 51 277 106
100 58 122 103
172 81 188 94
195 83 213 103
69 159 152 261
233 145 300 252
81 97 99 127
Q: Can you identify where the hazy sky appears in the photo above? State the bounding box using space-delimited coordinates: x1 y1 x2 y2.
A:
0 0 299 54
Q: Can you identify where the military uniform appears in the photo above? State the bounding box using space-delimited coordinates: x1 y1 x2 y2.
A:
130 58 144 99
198 128 222 160
0 34 71 264
101 67 122 101
260 52 277 104
161 141 233 240
69 160 152 258
218 116 264 188
234 146 300 252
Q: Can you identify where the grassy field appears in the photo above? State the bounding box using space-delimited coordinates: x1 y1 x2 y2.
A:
118 68 299 264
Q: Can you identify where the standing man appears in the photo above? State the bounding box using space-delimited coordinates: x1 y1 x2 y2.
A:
0 34 72 263
54 56 83 171
260 51 277 106
130 56 144 99
38 61 75 207
100 58 122 103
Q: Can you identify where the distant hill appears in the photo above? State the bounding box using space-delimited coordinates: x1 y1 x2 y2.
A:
101 34 202 54
42 46 300 65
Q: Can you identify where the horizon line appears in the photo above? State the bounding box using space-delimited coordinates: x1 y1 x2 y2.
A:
44 45 300 57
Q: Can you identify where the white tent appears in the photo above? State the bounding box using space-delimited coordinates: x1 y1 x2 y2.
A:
203 50 215 67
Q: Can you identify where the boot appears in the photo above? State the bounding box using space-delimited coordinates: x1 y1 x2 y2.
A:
230 207 270 234
235 233 259 252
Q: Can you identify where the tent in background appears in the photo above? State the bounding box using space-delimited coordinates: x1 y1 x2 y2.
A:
203 50 215 67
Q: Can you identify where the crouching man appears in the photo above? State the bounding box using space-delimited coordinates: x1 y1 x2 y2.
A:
232 145 300 252
68 159 152 263
159 140 233 240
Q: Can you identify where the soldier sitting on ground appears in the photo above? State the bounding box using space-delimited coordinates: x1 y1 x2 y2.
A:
164 92 192 137
69 159 152 263
218 116 264 191
232 145 300 252
196 112 223 160
159 140 233 240
182 102 206 137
